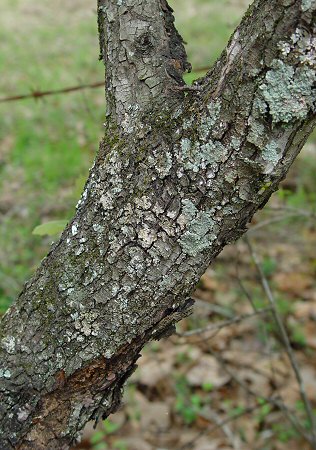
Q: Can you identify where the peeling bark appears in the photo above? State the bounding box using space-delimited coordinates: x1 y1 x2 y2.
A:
1 0 315 448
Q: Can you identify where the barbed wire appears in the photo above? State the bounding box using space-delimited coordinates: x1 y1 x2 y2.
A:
0 66 211 104
0 81 105 103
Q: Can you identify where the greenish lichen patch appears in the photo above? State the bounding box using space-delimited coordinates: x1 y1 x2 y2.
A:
262 141 280 164
178 200 217 257
231 137 241 150
179 137 227 173
301 0 314 11
259 60 315 123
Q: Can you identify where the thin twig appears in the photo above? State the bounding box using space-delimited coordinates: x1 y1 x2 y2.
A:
202 410 242 450
233 248 258 312
179 404 260 450
248 212 307 233
208 346 311 442
192 297 235 318
245 236 316 448
176 307 271 337
266 205 315 217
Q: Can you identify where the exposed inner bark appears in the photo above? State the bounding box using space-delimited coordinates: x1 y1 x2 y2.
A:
0 0 315 448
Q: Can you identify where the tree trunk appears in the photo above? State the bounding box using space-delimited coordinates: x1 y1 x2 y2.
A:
0 0 315 448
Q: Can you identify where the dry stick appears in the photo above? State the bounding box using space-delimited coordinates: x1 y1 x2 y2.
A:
176 266 310 444
203 409 242 450
179 404 261 450
233 251 258 312
208 346 311 443
266 205 315 216
232 248 311 441
176 307 272 337
248 212 308 233
191 297 235 318
234 253 282 391
211 326 300 434
245 236 316 448
234 269 284 396
248 206 315 233
175 318 309 443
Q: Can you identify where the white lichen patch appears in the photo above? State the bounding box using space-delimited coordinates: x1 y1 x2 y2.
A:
177 199 198 229
262 141 280 164
126 247 146 275
200 101 222 141
93 223 105 233
0 368 11 378
104 349 114 359
17 406 31 422
75 245 85 256
134 195 152 210
178 136 226 173
1 336 16 354
278 28 316 67
100 193 114 211
230 137 241 150
182 115 194 131
261 141 281 174
138 224 157 248
74 311 99 337
71 223 79 236
247 118 265 148
259 60 315 123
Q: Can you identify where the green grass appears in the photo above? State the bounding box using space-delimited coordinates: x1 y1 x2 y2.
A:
0 0 104 308
170 0 251 68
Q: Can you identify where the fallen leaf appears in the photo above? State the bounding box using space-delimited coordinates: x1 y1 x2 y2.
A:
186 356 230 388
273 272 314 296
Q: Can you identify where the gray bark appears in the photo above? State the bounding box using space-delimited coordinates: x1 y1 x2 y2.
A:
0 0 315 448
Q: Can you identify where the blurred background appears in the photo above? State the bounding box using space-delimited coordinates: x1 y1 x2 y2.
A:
1 1 316 449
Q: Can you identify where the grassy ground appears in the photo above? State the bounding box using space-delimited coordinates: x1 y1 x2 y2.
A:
0 0 104 311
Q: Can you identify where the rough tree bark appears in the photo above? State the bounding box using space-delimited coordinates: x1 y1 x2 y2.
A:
0 0 315 448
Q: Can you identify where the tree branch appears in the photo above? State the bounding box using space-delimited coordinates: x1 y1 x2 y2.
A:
0 0 315 448
98 0 191 132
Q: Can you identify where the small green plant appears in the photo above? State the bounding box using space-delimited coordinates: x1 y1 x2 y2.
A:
290 324 307 347
228 405 246 417
113 440 128 450
272 423 299 443
102 419 121 434
90 431 108 450
278 185 316 211
202 381 213 392
261 256 277 277
174 376 204 424
90 419 122 450
256 401 271 423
